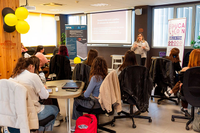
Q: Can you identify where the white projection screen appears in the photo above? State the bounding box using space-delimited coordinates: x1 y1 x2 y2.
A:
87 10 132 44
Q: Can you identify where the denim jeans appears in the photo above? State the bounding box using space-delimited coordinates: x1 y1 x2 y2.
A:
38 105 59 131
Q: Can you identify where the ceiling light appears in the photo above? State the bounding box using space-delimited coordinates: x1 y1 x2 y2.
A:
91 3 109 7
43 2 63 6
49 9 63 12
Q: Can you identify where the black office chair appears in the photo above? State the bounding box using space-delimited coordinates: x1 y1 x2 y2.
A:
6 115 55 133
72 63 91 91
49 54 71 80
150 58 179 105
76 105 116 133
171 67 200 130
113 66 153 128
30 115 55 133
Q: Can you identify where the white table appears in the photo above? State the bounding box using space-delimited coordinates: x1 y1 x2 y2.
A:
46 80 84 133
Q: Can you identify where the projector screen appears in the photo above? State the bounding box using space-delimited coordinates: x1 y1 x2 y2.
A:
87 10 132 44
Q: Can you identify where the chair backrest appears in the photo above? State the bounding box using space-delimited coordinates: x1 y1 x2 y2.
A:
49 54 71 80
183 67 200 107
72 63 91 90
119 65 153 112
149 57 174 88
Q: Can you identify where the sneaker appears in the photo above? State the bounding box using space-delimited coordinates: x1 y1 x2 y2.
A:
71 126 75 132
56 113 63 121
54 120 61 127
164 91 171 98
181 107 191 117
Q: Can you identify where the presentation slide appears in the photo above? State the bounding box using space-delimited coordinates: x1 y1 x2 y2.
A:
87 10 132 44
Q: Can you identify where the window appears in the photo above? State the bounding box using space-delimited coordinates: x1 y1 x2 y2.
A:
68 15 86 25
132 10 135 44
21 13 56 47
153 8 174 47
177 7 193 46
195 5 200 40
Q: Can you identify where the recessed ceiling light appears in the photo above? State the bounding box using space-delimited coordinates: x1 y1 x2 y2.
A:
91 3 109 7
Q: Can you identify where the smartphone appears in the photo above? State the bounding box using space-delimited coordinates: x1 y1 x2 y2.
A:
47 89 53 94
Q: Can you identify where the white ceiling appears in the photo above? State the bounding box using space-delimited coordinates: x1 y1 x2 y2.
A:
19 0 200 14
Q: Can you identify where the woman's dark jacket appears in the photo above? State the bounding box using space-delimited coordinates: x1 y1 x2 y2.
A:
149 58 175 89
49 54 71 80
118 66 153 112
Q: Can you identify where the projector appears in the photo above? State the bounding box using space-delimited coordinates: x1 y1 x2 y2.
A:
21 5 36 11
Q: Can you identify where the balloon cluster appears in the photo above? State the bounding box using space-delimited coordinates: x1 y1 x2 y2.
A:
2 7 30 34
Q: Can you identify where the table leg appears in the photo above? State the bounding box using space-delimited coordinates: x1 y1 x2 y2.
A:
65 99 68 122
68 98 71 133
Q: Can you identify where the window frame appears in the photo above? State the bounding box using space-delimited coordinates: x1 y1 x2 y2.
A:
152 4 197 49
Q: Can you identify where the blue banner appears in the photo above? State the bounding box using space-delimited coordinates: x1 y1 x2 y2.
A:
65 25 87 60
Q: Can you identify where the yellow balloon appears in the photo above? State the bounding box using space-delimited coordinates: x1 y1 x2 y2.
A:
74 57 81 64
15 7 29 20
16 20 30 34
4 13 18 26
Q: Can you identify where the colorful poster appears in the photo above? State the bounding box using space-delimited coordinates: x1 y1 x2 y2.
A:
167 18 186 66
65 25 87 60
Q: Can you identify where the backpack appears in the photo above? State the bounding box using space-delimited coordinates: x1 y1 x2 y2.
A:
75 114 97 133
193 109 200 132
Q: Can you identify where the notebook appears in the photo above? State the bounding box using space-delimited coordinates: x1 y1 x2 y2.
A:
62 81 82 90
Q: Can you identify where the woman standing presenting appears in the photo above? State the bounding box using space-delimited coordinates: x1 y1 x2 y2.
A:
131 33 150 66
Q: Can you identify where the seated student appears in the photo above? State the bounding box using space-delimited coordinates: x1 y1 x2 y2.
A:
115 50 138 113
83 49 98 67
165 49 200 116
57 45 69 59
116 50 138 76
35 45 49 68
71 57 108 130
10 57 59 131
21 43 31 58
165 48 182 83
31 56 62 126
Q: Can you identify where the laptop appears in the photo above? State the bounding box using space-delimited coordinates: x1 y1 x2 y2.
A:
62 81 82 91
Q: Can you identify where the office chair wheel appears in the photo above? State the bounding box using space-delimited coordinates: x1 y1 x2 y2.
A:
186 126 189 130
171 117 175 122
111 123 115 127
149 118 152 123
112 119 115 122
176 102 179 105
132 124 136 128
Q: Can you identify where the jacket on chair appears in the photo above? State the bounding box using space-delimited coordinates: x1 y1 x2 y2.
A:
49 54 71 80
118 66 153 112
0 79 39 133
149 58 174 90
72 63 90 90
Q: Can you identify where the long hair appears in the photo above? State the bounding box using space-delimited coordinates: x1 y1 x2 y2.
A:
86 49 98 67
166 48 181 63
136 33 145 43
34 45 44 55
58 45 69 57
11 57 34 78
89 57 108 81
119 50 137 71
30 56 40 74
188 49 200 68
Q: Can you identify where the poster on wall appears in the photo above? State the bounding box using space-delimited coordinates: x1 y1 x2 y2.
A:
65 25 87 60
167 18 186 66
